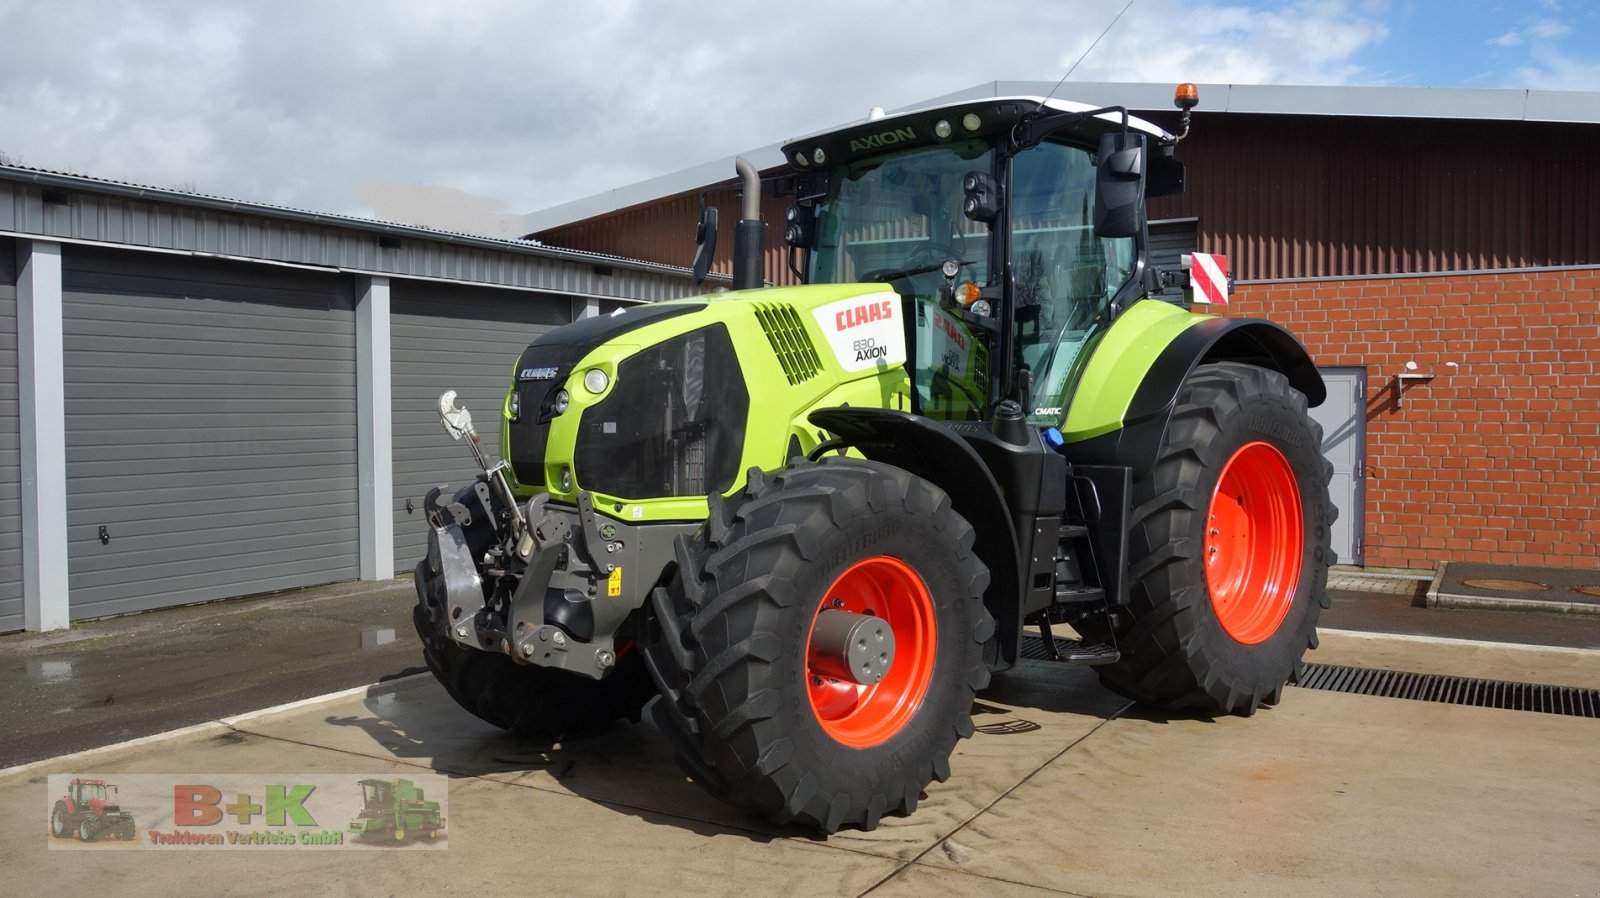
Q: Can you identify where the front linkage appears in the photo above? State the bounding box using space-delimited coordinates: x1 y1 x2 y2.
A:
416 392 693 681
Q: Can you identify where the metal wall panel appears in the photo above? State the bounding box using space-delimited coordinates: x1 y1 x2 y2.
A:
0 237 20 630
0 180 699 303
390 282 569 570
535 114 1600 284
62 246 360 618
537 186 797 286
1144 113 1600 280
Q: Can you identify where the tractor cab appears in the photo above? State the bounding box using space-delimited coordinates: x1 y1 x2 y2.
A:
780 94 1187 425
69 779 112 807
358 779 391 808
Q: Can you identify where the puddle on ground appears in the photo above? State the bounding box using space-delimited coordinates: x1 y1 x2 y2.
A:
28 659 74 683
360 627 396 649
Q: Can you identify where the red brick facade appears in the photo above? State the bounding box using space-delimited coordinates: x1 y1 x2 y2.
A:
1225 269 1600 571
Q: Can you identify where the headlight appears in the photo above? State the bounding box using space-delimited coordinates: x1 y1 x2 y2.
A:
508 390 521 422
552 389 570 414
583 368 609 394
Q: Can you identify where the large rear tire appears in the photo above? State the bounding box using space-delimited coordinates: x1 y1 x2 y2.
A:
413 563 656 738
644 458 993 833
1093 362 1334 715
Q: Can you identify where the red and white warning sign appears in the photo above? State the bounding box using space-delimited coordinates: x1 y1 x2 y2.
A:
1185 252 1229 305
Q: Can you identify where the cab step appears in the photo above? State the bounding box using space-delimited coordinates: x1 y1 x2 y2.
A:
1020 632 1122 666
1053 584 1105 604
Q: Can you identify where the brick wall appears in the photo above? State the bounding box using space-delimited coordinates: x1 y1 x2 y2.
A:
1225 268 1600 572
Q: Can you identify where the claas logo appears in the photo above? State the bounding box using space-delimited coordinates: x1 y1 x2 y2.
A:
174 784 317 827
835 299 894 331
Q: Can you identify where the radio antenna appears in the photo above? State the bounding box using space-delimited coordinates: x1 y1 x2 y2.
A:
1038 0 1136 111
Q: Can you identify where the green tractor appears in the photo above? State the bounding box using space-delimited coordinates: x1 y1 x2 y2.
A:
413 85 1333 833
348 779 445 842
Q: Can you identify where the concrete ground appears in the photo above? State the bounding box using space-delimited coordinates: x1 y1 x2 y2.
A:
4 628 1598 896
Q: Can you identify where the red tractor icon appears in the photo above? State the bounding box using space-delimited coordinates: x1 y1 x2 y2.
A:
51 778 136 841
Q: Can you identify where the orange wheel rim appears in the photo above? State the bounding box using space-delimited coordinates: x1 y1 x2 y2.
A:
804 556 937 748
1205 441 1303 645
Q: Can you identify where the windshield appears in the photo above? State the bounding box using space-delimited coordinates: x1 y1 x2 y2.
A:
808 140 994 288
77 784 108 801
1012 140 1134 420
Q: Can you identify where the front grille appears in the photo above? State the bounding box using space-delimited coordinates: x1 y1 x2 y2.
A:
753 302 823 385
574 324 748 500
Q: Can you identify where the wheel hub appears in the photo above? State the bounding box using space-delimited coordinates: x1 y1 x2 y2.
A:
809 609 897 685
804 555 937 749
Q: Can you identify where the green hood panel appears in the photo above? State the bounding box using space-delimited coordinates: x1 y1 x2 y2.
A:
509 283 912 521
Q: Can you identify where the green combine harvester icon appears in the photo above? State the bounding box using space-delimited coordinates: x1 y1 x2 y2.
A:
348 779 444 843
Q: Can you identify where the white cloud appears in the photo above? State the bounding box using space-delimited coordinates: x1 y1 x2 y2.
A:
1514 50 1600 90
1528 18 1573 39
1489 30 1522 47
0 0 1394 235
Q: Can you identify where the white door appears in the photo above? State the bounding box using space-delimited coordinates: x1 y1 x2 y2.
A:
1308 367 1366 565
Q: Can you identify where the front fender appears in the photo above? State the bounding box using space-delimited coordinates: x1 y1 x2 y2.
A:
808 407 1022 670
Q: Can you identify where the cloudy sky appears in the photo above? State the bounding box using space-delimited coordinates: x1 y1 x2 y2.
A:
1 0 1596 237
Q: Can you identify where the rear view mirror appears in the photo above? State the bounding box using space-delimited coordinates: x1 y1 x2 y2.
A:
691 205 719 286
1093 131 1147 239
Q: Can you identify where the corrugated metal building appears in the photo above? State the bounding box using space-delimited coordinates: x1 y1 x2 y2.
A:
523 81 1600 574
1 166 707 632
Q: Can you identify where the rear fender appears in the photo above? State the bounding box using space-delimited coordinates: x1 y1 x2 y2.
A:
807 407 1022 669
1066 313 1325 472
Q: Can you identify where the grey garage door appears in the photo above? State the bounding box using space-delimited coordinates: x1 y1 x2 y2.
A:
1309 367 1367 566
0 238 20 631
391 283 569 571
63 247 360 619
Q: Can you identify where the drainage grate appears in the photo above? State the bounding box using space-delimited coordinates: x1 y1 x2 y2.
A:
1017 635 1599 718
1293 663 1600 718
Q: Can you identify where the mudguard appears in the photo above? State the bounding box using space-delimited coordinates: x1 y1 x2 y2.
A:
807 407 1023 669
1064 305 1325 473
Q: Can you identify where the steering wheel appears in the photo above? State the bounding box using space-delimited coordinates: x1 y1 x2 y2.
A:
860 241 969 284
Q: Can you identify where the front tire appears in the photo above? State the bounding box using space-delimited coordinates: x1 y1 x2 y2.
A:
645 458 993 833
1094 362 1334 715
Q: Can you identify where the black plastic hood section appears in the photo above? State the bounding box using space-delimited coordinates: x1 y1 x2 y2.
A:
528 302 705 349
507 302 705 487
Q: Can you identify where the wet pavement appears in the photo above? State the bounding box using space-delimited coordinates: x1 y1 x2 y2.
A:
6 569 1600 770
2 633 1596 897
0 578 421 767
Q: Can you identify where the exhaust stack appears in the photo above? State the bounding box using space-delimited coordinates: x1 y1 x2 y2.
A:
732 156 765 290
